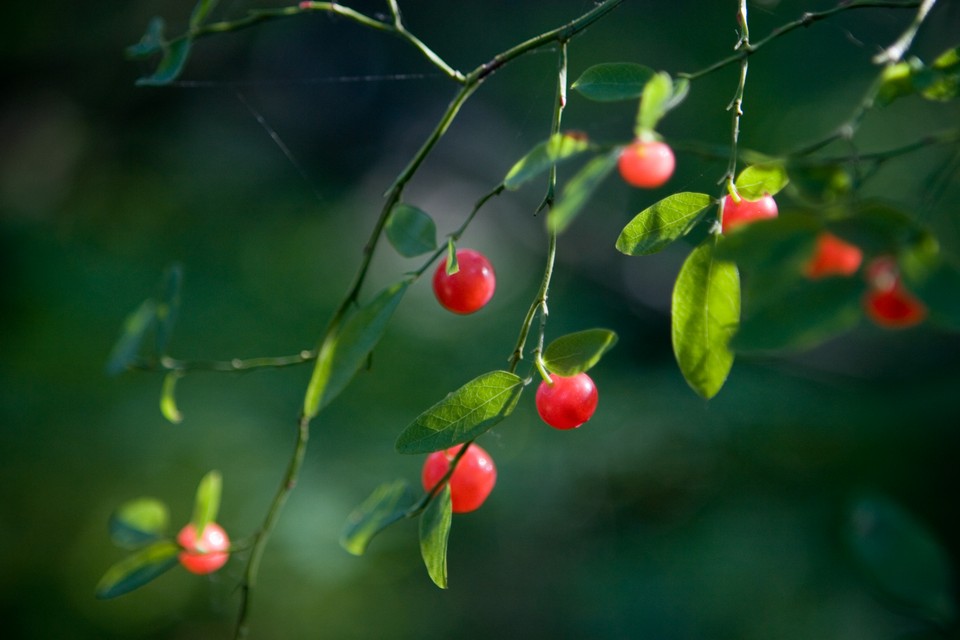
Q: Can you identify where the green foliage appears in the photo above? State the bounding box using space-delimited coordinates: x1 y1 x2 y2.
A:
159 371 184 424
504 132 592 190
395 371 524 454
847 495 958 627
419 485 452 589
190 0 220 29
616 192 713 256
671 238 739 399
547 151 619 234
636 72 688 136
340 480 416 556
191 470 222 536
386 204 438 257
876 45 960 106
734 163 789 200
109 498 170 549
106 299 157 375
95 541 180 600
785 162 852 204
542 329 618 376
570 63 655 102
445 238 459 275
303 281 409 418
830 202 936 260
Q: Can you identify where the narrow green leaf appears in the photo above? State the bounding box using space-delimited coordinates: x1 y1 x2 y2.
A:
106 298 157 376
671 239 740 399
136 37 192 87
340 480 416 556
110 498 170 549
571 63 654 102
542 329 619 376
615 192 713 256
734 163 789 200
95 540 179 599
847 495 958 626
548 151 618 234
635 72 686 134
155 263 182 356
159 372 183 424
419 485 452 589
395 371 524 454
303 281 408 418
386 203 437 257
190 0 220 29
445 239 459 275
504 132 592 190
732 277 862 352
126 17 167 59
191 470 222 536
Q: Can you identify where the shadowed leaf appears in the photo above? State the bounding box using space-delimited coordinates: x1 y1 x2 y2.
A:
419 485 452 589
340 480 416 556
571 63 654 101
110 498 170 549
95 541 179 599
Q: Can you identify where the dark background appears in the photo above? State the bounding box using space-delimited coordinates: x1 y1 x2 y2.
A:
2 1 960 638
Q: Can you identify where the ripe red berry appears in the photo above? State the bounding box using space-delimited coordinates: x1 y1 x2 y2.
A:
805 232 863 279
720 193 778 233
618 140 675 189
863 257 926 329
421 444 497 514
176 522 230 575
432 249 496 314
535 372 599 430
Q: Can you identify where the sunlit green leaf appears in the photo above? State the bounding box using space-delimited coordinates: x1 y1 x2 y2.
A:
445 239 459 275
616 192 713 256
919 46 960 101
190 0 220 29
395 371 524 454
340 480 416 556
110 498 170 549
672 238 739 399
571 63 654 102
734 163 789 200
136 37 192 87
155 263 182 355
732 277 862 352
636 72 687 135
876 58 922 106
548 151 618 234
419 485 452 589
159 372 183 424
386 204 437 257
191 470 222 536
95 540 179 599
106 298 157 376
303 281 409 418
542 329 618 376
786 163 851 204
504 132 592 190
126 17 167 59
847 495 958 626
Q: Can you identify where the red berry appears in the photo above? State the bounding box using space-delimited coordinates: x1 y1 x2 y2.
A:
432 249 496 314
177 522 230 575
535 372 599 430
805 232 863 279
863 257 926 329
618 140 675 189
720 193 778 233
422 444 497 514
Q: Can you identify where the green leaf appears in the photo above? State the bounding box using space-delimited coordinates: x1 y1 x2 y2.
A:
786 162 852 204
920 45 960 101
734 163 789 200
504 132 592 190
190 0 220 29
671 238 740 399
109 498 170 549
732 277 863 352
154 263 182 355
340 480 416 556
159 372 184 424
106 298 157 376
386 204 437 257
191 470 222 536
847 495 958 626
395 371 524 454
445 239 459 275
876 58 923 106
571 63 655 102
830 203 935 258
615 192 713 256
95 540 179 599
542 329 619 376
548 151 619 234
636 72 687 135
419 485 452 589
126 17 167 59
303 280 408 418
136 37 192 87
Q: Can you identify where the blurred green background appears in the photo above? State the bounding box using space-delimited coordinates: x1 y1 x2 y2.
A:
3 1 960 638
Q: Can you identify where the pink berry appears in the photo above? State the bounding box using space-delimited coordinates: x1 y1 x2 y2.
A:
177 522 230 575
618 140 675 189
535 372 599 430
720 193 778 233
421 444 497 514
432 249 496 314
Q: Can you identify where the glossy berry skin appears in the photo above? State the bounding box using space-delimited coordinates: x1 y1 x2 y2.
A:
863 257 926 329
422 444 497 514
177 522 230 575
720 194 778 234
805 232 863 279
432 249 495 314
618 140 675 189
536 372 599 430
